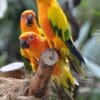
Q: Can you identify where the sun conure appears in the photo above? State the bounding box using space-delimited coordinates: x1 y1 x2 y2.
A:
19 31 79 99
20 10 45 36
20 10 45 71
36 0 85 80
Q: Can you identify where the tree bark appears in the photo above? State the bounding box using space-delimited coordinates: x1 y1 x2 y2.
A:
28 48 58 98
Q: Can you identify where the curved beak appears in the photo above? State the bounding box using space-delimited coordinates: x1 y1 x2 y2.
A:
20 39 29 49
27 14 33 26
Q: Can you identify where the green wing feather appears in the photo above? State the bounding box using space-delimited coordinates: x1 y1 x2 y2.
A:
48 5 71 41
48 5 85 79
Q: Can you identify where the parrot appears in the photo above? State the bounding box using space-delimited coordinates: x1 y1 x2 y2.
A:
20 10 45 71
20 9 85 98
36 0 85 80
19 31 79 99
20 10 45 36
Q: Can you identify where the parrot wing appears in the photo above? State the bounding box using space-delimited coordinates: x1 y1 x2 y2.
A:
48 5 71 41
48 5 85 77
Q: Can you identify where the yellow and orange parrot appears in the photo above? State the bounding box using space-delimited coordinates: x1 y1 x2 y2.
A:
20 10 45 71
36 0 85 79
19 31 78 99
20 10 44 36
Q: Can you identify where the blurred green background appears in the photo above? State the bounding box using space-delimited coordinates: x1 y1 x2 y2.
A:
0 0 100 99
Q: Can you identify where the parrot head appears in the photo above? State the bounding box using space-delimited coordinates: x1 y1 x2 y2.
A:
20 10 38 32
19 32 39 49
19 32 49 59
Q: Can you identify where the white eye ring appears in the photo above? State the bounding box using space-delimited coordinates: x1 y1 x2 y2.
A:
29 35 34 41
21 14 25 18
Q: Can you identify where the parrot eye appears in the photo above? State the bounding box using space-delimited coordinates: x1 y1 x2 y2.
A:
29 35 34 41
21 14 25 18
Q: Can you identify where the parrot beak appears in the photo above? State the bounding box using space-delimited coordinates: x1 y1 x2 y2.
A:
20 39 30 49
27 14 33 27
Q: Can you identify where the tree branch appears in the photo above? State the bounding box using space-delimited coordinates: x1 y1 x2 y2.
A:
28 48 58 98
